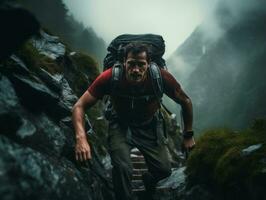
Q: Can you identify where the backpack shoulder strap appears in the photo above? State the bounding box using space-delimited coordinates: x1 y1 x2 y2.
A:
149 62 163 101
111 62 123 95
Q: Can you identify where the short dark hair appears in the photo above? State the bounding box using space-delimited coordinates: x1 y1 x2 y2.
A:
123 42 151 62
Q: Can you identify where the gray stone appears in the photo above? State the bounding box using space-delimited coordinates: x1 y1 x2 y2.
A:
0 75 19 109
0 135 110 200
16 118 36 139
37 68 62 93
59 77 78 110
32 30 65 60
12 74 59 100
241 144 263 156
157 167 186 189
10 54 30 74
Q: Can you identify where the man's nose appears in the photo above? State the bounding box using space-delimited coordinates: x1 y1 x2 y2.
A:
132 66 140 72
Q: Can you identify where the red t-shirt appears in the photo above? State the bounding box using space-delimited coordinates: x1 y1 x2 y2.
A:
88 68 182 122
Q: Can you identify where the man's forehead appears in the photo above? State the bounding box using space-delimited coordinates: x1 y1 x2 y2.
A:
126 51 147 61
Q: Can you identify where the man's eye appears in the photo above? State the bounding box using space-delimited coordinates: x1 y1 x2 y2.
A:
127 61 145 68
137 63 145 68
128 62 135 66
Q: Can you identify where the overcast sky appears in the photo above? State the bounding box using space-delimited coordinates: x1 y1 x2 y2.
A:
63 0 217 58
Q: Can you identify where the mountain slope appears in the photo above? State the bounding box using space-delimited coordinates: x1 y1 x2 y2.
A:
168 2 266 131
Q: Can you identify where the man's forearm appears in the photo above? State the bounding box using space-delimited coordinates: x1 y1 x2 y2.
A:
181 98 193 131
72 104 87 139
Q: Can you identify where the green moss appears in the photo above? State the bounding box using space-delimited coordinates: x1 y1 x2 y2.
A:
68 52 100 97
186 119 266 199
16 41 62 74
186 129 237 186
71 52 99 81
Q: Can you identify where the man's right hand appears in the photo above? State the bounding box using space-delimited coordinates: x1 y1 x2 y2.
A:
75 135 91 161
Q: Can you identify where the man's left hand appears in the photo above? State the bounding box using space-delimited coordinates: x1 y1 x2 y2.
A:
182 137 196 159
183 137 196 150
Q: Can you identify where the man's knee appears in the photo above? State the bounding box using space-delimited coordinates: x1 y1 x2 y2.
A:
110 150 133 174
112 160 133 176
151 164 172 181
158 165 172 179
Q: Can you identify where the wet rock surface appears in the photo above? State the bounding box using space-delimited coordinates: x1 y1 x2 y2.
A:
0 27 114 200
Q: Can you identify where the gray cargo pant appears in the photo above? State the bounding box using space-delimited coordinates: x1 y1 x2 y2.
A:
107 114 172 200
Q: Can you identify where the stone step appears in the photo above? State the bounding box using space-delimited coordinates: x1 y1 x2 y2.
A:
132 161 147 168
133 168 148 175
130 154 144 160
132 174 143 180
132 185 175 193
131 148 142 155
132 179 143 188
132 179 142 183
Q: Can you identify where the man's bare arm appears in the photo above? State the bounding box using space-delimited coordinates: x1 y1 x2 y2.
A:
172 88 195 150
174 89 193 132
72 91 98 161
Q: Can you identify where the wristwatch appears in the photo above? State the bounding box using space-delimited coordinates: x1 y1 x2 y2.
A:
182 130 194 139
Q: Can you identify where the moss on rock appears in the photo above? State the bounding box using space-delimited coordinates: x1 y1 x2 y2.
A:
67 52 100 97
16 41 62 74
186 119 266 200
70 52 99 82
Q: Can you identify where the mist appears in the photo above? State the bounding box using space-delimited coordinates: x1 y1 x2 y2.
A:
63 0 217 58
63 0 266 131
166 0 266 131
168 0 266 80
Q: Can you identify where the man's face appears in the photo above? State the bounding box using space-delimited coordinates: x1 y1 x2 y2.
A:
125 51 149 85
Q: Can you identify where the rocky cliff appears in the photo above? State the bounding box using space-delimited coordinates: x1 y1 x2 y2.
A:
0 5 113 199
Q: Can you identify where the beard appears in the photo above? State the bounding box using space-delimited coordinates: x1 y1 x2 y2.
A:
128 72 143 81
127 73 145 83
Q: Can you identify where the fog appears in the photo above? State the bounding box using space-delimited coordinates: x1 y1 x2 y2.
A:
63 0 217 58
62 0 266 130
167 0 266 84
170 0 266 131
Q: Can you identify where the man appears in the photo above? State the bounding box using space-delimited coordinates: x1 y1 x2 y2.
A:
72 43 195 200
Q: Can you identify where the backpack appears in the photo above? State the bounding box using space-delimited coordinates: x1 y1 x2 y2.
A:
103 34 166 70
103 34 167 120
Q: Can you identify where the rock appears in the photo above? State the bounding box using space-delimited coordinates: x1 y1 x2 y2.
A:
157 167 186 189
37 68 62 93
10 73 70 120
0 6 112 199
36 69 77 115
0 135 111 200
32 30 65 60
0 75 23 136
10 74 59 112
69 52 76 56
10 54 30 74
241 144 263 156
58 77 78 110
16 118 36 139
0 75 19 109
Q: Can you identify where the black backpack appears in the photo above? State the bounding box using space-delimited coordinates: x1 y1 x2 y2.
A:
103 34 167 120
103 34 166 70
